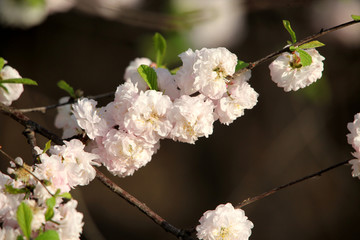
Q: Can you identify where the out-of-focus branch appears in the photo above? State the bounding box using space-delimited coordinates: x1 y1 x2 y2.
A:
0 102 195 240
78 2 211 31
236 159 350 208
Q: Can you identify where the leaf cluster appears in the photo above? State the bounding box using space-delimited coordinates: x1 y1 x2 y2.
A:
283 20 325 67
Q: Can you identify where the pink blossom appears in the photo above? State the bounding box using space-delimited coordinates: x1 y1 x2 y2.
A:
168 94 215 144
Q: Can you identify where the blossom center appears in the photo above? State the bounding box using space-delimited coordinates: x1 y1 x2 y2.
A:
216 226 231 240
182 121 196 136
289 53 302 69
213 65 227 81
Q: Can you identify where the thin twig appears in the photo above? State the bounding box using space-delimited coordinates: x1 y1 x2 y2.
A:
0 102 194 240
236 159 350 208
231 19 360 79
0 147 54 197
17 91 115 113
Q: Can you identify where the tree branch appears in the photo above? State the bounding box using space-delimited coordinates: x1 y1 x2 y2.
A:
236 159 350 208
22 126 38 163
95 169 195 240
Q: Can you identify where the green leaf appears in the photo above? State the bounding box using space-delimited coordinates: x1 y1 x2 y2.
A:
235 60 249 72
45 207 54 221
137 65 158 91
5 185 29 195
351 14 360 21
299 40 325 49
54 189 61 196
43 140 51 154
57 80 76 98
45 197 56 221
170 67 180 75
153 33 167 67
17 202 33 240
0 57 5 71
283 20 297 43
289 46 296 52
17 236 25 240
0 83 9 93
35 230 59 240
46 197 56 208
0 78 38 86
296 49 313 67
59 192 72 199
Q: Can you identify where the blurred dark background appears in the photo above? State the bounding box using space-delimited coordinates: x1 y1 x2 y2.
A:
1 0 360 239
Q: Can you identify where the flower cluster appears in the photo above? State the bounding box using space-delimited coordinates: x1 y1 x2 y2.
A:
347 113 360 178
56 47 258 177
196 203 253 240
269 48 325 92
0 139 95 239
0 61 24 106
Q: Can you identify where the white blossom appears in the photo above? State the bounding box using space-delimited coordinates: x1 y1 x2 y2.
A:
34 147 71 193
349 151 360 179
175 48 199 95
0 173 23 229
53 200 83 240
193 47 238 99
215 71 258 125
175 47 238 99
347 113 360 179
0 66 24 106
269 48 325 92
155 68 180 100
72 98 110 139
0 226 21 240
110 81 140 128
347 113 360 152
0 192 22 229
168 94 215 144
196 203 253 240
50 139 99 188
54 96 82 139
124 90 173 144
93 129 159 177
